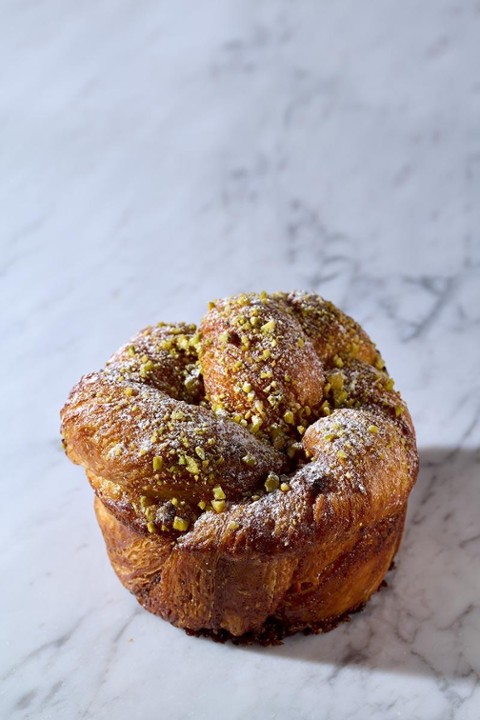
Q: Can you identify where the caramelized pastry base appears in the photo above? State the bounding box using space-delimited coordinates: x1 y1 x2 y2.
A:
95 497 406 644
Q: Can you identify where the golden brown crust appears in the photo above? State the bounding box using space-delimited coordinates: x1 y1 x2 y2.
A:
61 291 418 642
62 372 286 533
106 322 204 403
95 496 406 638
276 290 383 368
200 293 325 446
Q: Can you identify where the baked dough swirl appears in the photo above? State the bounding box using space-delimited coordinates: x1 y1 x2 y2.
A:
61 291 418 643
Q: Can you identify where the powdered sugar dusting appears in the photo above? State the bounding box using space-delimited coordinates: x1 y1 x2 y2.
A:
61 291 418 544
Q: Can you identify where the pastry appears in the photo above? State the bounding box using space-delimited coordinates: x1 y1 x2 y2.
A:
61 291 418 643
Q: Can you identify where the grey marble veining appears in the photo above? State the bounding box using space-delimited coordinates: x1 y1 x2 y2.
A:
1 0 479 718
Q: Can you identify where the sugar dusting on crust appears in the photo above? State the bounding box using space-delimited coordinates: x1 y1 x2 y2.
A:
199 292 325 456
107 321 204 403
61 291 418 545
275 291 384 369
61 369 286 535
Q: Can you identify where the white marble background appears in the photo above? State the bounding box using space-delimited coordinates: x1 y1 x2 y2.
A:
1 0 479 718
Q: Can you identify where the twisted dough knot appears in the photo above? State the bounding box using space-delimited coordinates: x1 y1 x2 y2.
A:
61 291 418 639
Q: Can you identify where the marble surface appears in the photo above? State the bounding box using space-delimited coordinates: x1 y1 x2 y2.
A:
2 0 480 718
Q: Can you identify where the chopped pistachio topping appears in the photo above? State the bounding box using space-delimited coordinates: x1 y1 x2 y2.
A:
336 449 347 460
195 446 206 460
280 482 290 492
173 516 189 531
287 443 298 459
170 497 179 507
329 372 344 390
297 425 305 435
395 405 404 417
265 472 280 492
127 345 136 357
283 410 295 424
333 355 344 368
241 453 257 467
124 387 134 397
212 499 226 513
227 521 240 531
147 521 156 533
152 456 163 471
261 319 276 333
321 401 331 416
198 500 207 510
139 495 152 510
368 424 379 434
185 456 200 474
190 332 201 348
251 416 263 433
171 409 185 421
141 359 154 372
213 485 226 500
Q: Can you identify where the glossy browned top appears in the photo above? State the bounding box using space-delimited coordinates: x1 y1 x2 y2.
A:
61 291 418 553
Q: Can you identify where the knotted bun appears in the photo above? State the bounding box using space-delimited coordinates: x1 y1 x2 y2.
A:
61 291 418 642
